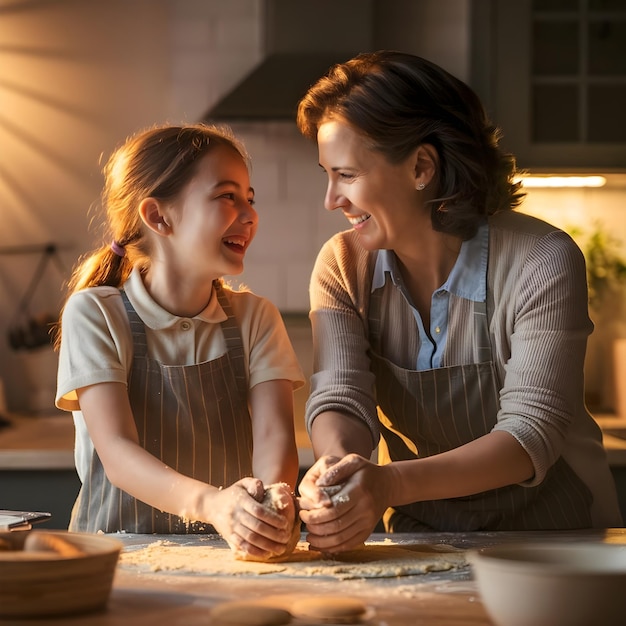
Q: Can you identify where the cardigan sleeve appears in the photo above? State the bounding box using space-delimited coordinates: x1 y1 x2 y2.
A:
305 232 380 447
491 229 593 486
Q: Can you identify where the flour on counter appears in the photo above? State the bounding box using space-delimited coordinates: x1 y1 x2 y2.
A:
118 539 467 579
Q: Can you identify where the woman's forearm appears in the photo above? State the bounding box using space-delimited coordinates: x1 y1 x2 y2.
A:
386 430 535 506
310 411 374 459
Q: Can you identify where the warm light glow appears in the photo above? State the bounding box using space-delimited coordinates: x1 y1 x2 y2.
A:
517 175 607 188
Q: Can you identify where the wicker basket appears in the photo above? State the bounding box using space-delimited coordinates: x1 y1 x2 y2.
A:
0 530 122 618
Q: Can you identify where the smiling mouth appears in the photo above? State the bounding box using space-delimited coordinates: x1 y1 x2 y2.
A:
347 213 371 226
223 236 247 253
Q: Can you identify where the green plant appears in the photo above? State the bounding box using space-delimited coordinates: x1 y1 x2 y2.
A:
567 223 626 309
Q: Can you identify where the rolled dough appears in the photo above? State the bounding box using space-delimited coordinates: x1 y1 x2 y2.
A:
119 539 467 580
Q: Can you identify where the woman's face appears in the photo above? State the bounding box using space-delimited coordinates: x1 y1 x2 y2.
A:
317 119 427 252
168 144 257 279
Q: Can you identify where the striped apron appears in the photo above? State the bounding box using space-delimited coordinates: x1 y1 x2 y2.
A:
70 283 253 534
368 288 594 532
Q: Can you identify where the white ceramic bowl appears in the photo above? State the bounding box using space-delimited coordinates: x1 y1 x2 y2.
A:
468 542 626 626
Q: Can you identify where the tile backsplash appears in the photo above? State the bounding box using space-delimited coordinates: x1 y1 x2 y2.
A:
223 122 346 312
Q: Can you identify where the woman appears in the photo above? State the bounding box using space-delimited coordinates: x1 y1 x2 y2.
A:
295 51 622 553
55 123 303 560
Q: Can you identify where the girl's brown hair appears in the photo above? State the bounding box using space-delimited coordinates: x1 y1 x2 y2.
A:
297 50 524 239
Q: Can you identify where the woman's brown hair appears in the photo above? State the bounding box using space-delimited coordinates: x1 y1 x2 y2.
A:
297 50 524 239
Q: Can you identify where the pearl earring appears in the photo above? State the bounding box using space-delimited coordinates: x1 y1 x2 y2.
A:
417 183 426 191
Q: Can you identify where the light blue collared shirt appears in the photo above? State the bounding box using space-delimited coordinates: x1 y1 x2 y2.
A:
371 221 488 369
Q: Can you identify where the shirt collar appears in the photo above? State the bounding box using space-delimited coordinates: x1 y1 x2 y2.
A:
123 267 227 329
371 220 488 302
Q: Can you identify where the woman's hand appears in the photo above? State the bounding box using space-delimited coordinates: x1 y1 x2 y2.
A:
209 478 297 560
298 454 391 553
297 455 343 509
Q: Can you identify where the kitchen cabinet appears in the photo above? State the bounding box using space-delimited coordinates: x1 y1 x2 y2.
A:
472 0 626 170
0 414 79 529
0 470 79 530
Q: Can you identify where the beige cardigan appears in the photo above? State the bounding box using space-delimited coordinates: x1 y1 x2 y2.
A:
306 210 621 527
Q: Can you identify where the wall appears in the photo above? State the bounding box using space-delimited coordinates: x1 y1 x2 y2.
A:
5 1 624 416
0 0 168 410
0 0 262 411
0 0 470 412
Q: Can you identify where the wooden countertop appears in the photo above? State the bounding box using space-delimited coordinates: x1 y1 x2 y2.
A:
2 529 625 625
595 414 626 466
2 412 626 470
0 413 75 470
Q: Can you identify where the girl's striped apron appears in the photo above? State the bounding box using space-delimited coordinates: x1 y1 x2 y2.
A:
368 287 593 532
70 283 253 533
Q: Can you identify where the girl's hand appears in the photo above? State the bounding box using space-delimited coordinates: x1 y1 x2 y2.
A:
298 454 391 553
210 478 297 560
250 482 301 561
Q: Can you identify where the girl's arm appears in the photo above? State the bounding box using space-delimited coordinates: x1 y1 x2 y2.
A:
247 377 301 558
77 381 294 559
78 382 218 517
249 379 299 490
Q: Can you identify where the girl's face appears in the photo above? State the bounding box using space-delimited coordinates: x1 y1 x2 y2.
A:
317 119 428 252
167 144 257 279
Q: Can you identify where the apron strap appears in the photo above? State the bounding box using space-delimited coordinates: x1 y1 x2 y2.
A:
214 281 248 398
472 300 492 364
368 285 384 353
120 290 147 357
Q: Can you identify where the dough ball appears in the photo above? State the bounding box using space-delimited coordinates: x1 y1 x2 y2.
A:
236 483 300 562
290 596 367 624
262 482 295 513
210 601 291 626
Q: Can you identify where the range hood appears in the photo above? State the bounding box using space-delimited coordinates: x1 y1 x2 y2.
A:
203 0 374 121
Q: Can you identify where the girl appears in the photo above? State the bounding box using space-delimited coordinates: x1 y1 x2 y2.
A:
55 123 304 560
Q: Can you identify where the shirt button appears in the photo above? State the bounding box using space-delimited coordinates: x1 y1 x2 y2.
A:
435 326 441 334
180 320 192 331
